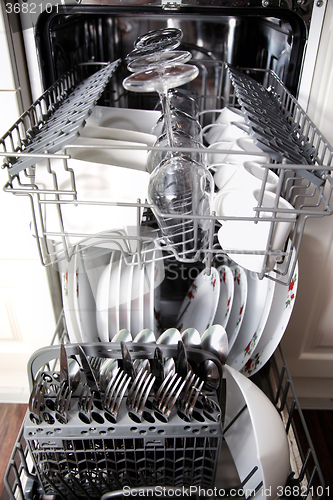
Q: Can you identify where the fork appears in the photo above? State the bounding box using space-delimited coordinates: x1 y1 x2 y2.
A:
153 371 191 421
102 368 131 423
55 379 72 424
126 367 155 422
28 376 47 425
88 356 102 379
78 383 94 424
177 374 204 421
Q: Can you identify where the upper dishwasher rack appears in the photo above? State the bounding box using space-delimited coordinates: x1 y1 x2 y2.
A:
0 60 120 176
1 61 333 285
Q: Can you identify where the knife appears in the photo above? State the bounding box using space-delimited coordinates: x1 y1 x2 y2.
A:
77 345 100 392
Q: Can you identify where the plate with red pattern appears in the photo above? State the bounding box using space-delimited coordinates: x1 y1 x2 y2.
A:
241 247 298 377
226 264 248 353
176 267 220 335
227 269 275 371
214 265 234 330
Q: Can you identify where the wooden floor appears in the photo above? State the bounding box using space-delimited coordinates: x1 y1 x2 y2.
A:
0 403 27 498
0 404 332 499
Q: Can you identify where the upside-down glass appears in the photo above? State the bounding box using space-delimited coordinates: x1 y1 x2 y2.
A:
148 155 214 258
147 130 204 174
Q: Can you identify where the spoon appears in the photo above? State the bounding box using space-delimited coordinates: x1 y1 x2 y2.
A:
156 327 181 345
181 327 202 349
111 328 133 343
133 328 156 343
68 357 81 393
200 324 228 365
197 360 220 390
198 324 228 390
99 358 118 393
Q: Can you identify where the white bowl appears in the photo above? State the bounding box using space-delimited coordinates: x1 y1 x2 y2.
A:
203 122 250 145
207 138 270 168
214 161 278 193
215 189 296 273
224 365 290 500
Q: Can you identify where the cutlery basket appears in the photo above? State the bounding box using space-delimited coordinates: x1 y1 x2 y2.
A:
24 342 223 498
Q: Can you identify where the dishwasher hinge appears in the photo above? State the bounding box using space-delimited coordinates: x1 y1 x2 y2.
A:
161 0 182 10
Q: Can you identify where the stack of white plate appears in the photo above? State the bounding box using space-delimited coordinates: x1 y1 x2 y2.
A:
61 240 164 344
175 245 298 377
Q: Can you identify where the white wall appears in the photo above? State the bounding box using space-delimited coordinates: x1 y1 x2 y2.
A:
0 5 55 402
281 0 333 408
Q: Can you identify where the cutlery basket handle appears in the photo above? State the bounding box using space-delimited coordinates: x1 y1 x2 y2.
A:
27 341 223 390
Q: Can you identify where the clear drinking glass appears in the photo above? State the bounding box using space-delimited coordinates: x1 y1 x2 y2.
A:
148 156 214 257
147 130 204 174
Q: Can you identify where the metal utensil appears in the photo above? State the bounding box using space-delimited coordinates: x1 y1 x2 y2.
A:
112 328 133 342
181 327 202 349
177 373 204 421
176 340 189 378
60 343 81 393
68 357 81 393
78 383 94 424
55 380 72 424
28 376 46 425
126 367 156 423
133 328 156 343
60 343 70 387
156 327 182 345
77 345 101 392
201 324 228 365
103 367 131 423
121 341 135 380
196 360 220 390
99 358 118 393
153 371 189 421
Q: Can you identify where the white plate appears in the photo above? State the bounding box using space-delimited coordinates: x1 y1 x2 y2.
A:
143 249 156 333
228 273 275 371
66 136 148 171
142 245 164 334
86 105 161 134
59 258 81 343
79 125 157 147
108 251 122 340
226 265 248 353
119 256 134 333
73 250 99 343
95 252 114 343
130 257 145 338
241 250 298 377
224 365 290 499
228 271 274 370
176 267 220 335
214 265 234 329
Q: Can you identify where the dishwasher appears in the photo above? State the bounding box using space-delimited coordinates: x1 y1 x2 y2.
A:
1 1 332 499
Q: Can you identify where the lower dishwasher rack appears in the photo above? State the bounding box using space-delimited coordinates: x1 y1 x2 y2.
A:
3 315 327 500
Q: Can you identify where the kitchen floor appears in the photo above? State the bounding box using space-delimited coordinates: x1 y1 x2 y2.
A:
0 404 332 499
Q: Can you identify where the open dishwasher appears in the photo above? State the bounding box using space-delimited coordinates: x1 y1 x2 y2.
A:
1 2 333 499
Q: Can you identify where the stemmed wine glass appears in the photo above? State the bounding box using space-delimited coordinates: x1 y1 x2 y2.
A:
122 28 213 258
